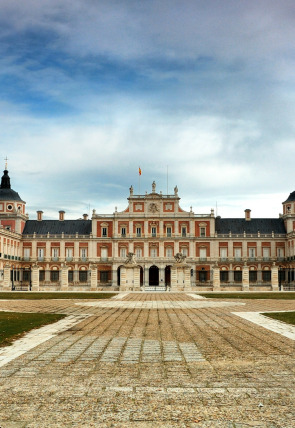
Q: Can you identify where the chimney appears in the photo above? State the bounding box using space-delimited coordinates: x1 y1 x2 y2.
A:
244 209 251 221
83 214 88 220
37 210 43 221
59 210 65 221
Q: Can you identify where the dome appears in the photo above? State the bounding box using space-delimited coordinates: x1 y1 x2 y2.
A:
0 169 24 202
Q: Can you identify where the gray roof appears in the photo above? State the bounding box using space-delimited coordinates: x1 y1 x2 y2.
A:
0 188 24 202
283 191 295 203
215 218 286 235
22 220 92 235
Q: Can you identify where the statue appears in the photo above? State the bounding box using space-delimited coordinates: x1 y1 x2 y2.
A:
152 181 156 193
174 252 186 263
125 252 136 265
129 185 134 196
174 185 178 195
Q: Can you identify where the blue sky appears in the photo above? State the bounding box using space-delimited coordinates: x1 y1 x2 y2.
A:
0 0 295 219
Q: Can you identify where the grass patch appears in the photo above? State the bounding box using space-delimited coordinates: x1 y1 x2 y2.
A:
0 292 117 300
0 312 65 347
200 292 295 300
262 311 295 326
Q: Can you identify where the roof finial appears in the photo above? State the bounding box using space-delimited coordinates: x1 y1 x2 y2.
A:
4 156 8 171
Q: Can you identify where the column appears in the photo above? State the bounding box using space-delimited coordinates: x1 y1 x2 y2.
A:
112 267 118 287
3 263 11 290
144 266 149 287
159 266 165 286
212 265 220 290
242 264 249 291
184 266 191 290
271 263 279 291
61 264 69 290
90 264 98 290
31 264 40 291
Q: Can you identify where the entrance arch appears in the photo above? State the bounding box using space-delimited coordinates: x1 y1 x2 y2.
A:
149 265 159 286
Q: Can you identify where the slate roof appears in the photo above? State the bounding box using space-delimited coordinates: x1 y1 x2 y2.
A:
0 188 24 202
215 217 286 234
283 191 295 203
22 220 92 235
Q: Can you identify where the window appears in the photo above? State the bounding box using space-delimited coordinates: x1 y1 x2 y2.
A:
166 247 173 258
120 248 127 258
102 227 107 237
220 248 228 260
234 271 242 282
80 248 87 259
199 248 207 260
234 248 241 260
136 227 141 237
199 270 207 282
200 227 206 237
249 248 256 259
66 248 73 258
263 247 270 260
79 271 88 282
135 248 142 258
121 227 126 237
101 248 108 260
50 271 59 282
249 270 257 282
100 271 109 282
166 227 172 237
262 271 271 282
151 227 157 237
52 248 59 258
39 270 45 281
181 248 188 257
37 248 44 258
220 271 228 282
277 248 284 258
181 227 186 237
68 271 74 282
151 248 157 257
24 248 30 259
23 270 31 282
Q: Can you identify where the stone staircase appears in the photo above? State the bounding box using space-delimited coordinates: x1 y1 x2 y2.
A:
143 285 167 292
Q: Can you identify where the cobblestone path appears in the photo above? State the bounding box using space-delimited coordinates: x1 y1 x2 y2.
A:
0 293 294 427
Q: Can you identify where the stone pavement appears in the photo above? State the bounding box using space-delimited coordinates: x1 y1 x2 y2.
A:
0 293 294 427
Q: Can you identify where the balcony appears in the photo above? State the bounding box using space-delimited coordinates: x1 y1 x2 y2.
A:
66 257 73 262
249 257 256 262
23 256 30 261
199 257 207 262
52 257 59 262
220 257 228 262
37 257 44 262
80 257 88 262
234 257 242 262
263 257 270 262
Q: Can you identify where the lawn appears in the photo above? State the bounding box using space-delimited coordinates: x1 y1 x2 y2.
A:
0 292 118 300
262 311 295 326
0 312 66 347
200 292 295 300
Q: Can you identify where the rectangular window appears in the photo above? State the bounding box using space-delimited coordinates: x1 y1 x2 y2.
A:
135 248 142 258
151 227 156 237
234 271 242 282
101 248 108 260
120 248 127 258
234 248 241 260
68 271 74 282
220 248 228 260
52 248 59 258
102 227 107 237
277 248 284 258
23 270 31 282
249 271 257 282
199 248 207 260
39 270 45 281
166 248 173 258
181 227 186 237
262 271 271 282
50 271 59 282
200 227 206 237
249 248 256 259
121 227 126 237
181 248 188 257
136 227 141 237
24 248 30 258
80 248 87 258
151 248 157 257
79 271 88 282
263 247 270 259
37 248 44 258
166 227 172 237
66 248 73 258
100 271 109 282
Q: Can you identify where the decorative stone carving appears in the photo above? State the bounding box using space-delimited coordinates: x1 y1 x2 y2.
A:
125 252 136 265
149 203 159 213
174 252 186 264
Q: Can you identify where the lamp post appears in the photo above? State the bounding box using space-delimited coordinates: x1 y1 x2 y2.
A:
29 266 32 291
279 265 282 291
11 265 15 291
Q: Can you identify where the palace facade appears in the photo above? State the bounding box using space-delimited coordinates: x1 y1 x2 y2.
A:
1 167 295 292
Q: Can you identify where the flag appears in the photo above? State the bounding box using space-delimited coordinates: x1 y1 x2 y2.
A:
139 167 142 176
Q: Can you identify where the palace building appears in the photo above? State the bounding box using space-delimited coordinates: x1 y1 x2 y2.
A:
0 167 295 292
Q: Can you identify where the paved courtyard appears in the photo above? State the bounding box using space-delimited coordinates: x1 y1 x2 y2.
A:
0 293 295 427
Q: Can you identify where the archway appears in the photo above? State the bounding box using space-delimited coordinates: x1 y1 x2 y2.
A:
149 265 159 286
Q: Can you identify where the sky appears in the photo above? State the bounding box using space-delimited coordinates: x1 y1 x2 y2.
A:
0 0 295 220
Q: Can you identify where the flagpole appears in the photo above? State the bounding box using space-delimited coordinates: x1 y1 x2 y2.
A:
167 165 168 195
138 166 141 194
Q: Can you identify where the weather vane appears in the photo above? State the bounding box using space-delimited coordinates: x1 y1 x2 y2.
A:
4 156 8 170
